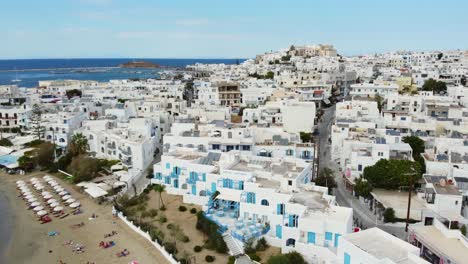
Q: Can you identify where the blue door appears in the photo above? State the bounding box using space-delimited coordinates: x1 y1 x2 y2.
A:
211 182 216 193
344 253 351 264
276 225 282 239
307 232 316 244
334 234 342 247
191 185 196 195
174 179 178 188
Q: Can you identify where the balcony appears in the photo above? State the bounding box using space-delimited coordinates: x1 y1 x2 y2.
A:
119 147 132 156
107 143 116 149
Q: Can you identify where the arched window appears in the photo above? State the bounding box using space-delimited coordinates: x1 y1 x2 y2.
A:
59 138 65 143
261 199 269 206
46 135 52 140
286 238 296 247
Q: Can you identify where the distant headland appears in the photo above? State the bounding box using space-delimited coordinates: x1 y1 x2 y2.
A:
118 61 161 68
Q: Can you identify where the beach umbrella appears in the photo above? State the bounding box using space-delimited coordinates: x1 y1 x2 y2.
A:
69 202 81 208
59 191 68 196
54 186 63 192
35 185 44 190
43 175 52 180
43 194 53 200
30 201 41 207
50 202 60 208
47 199 57 204
37 210 48 217
28 197 37 203
53 206 64 212
17 182 27 187
41 191 51 196
49 181 58 186
65 198 76 204
29 177 38 182
62 195 71 200
20 186 30 191
33 206 44 211
24 194 34 199
22 191 32 196
16 180 25 184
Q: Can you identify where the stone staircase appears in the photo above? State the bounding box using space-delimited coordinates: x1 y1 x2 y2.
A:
222 233 244 256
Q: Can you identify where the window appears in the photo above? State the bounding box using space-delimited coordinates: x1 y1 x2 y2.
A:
325 232 333 241
378 152 383 157
277 203 285 215
307 232 316 244
286 149 293 156
276 225 282 239
401 117 406 121
288 214 299 227
246 192 256 204
166 163 170 169
344 253 351 264
288 180 293 186
261 199 269 206
358 164 363 171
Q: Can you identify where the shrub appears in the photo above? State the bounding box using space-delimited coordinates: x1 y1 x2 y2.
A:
248 253 261 262
193 245 203 252
181 235 190 243
167 223 175 230
256 237 269 251
383 208 396 223
178 206 187 212
267 252 306 264
148 209 158 218
158 215 167 224
190 208 197 214
163 242 177 255
195 211 228 253
160 205 166 211
205 255 215 262
0 138 13 147
460 225 467 236
228 256 235 264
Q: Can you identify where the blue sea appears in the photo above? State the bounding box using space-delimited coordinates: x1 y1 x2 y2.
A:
0 58 245 88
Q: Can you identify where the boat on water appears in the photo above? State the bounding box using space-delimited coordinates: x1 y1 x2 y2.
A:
11 68 21 82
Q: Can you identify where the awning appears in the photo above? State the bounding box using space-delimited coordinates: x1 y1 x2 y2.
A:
216 192 241 203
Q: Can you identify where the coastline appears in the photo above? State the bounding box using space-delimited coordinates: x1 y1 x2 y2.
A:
0 173 171 264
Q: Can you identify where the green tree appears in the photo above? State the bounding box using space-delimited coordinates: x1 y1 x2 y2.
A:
30 104 45 140
403 136 425 159
265 71 274 79
69 133 88 156
363 159 421 190
314 168 337 193
34 142 55 169
383 208 396 223
422 78 447 94
0 138 13 147
299 132 312 143
374 93 384 113
267 252 306 264
68 155 101 183
153 184 166 209
354 177 373 198
18 155 35 171
65 89 82 99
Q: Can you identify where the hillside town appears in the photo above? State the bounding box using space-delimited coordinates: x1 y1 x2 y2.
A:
1 44 468 264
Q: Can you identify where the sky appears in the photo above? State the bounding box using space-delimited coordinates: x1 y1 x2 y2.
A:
1 0 467 59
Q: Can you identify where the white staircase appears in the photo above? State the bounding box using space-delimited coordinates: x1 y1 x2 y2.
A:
222 233 244 256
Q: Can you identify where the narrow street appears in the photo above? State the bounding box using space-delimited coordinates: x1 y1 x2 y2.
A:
315 105 407 239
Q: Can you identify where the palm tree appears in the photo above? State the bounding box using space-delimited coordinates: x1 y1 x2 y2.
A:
153 184 165 209
70 133 88 156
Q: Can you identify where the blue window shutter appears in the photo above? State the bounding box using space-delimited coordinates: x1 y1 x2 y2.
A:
202 173 206 182
307 232 316 244
166 163 170 169
211 182 216 192
344 253 351 264
276 225 282 239
277 204 281 214
334 234 341 247
325 232 333 241
174 179 178 188
191 185 196 195
289 215 293 226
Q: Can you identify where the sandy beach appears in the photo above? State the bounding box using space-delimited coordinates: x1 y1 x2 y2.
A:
0 172 170 264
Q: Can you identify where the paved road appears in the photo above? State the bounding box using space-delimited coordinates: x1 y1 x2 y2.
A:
315 105 407 239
